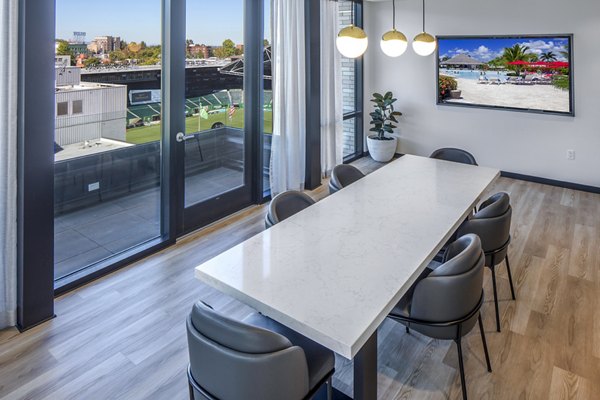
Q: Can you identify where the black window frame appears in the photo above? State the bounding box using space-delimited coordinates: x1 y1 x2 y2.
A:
17 0 318 329
342 0 364 164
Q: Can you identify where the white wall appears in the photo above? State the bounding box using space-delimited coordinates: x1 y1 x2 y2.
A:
364 0 600 186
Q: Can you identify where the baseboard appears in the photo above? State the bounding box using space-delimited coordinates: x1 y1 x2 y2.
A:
500 171 600 194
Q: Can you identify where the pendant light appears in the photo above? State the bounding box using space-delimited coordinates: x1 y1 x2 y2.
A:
336 0 368 59
380 0 408 57
412 0 436 56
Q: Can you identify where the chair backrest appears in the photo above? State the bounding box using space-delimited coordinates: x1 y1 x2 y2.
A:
457 192 512 264
430 148 478 166
329 164 365 193
187 301 310 400
267 190 315 225
409 234 484 338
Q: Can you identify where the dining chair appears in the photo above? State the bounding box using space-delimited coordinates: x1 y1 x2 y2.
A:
388 234 492 400
265 190 316 228
186 301 335 400
430 148 478 166
457 192 515 332
328 164 365 194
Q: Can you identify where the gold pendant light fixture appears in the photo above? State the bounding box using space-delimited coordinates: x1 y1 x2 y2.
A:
336 0 369 59
412 0 437 56
380 0 408 57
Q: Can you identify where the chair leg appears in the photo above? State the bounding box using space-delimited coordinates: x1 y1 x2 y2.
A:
405 324 410 334
326 376 332 400
478 314 492 373
455 338 468 400
505 255 516 300
188 381 194 400
490 266 501 332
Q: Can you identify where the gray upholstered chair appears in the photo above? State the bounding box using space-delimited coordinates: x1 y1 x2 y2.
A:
328 164 365 194
457 192 515 332
388 234 492 400
186 301 335 400
430 148 478 166
265 190 316 228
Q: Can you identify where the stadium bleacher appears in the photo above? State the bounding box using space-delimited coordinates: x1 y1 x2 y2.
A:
127 89 271 125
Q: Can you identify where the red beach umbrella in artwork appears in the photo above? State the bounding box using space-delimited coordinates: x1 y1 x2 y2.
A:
548 61 569 68
507 60 529 65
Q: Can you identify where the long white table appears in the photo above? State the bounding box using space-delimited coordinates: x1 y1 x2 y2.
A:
195 155 499 399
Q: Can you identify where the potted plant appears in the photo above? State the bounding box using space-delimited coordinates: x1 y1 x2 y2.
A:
368 92 402 162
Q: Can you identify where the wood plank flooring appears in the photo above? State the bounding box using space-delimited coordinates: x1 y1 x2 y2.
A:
1 157 599 400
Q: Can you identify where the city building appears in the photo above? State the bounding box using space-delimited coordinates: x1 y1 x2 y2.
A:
55 65 127 146
68 42 89 56
88 35 121 54
188 43 212 58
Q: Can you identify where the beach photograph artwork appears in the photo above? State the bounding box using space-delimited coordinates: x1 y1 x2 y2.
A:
437 36 572 114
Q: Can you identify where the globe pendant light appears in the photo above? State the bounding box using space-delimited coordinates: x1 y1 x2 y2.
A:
336 1 368 59
380 0 408 57
412 0 436 56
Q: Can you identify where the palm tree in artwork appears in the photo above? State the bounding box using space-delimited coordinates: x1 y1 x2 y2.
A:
540 51 557 61
503 44 531 75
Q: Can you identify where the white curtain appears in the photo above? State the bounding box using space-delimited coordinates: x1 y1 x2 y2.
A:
270 0 306 195
320 0 343 177
0 0 19 329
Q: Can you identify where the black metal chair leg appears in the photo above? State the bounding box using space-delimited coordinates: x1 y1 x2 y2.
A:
505 255 516 300
327 376 332 400
188 381 195 400
490 266 501 332
478 314 492 373
455 338 468 400
405 324 410 334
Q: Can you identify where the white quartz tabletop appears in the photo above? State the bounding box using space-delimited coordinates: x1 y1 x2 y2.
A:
195 155 500 359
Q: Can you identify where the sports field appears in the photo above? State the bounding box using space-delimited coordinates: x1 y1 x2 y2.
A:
126 110 273 144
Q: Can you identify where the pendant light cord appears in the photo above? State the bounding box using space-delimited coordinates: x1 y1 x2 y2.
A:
392 0 396 30
422 0 426 32
351 0 354 25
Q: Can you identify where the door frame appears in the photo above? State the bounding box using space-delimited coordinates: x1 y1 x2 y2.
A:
174 0 266 235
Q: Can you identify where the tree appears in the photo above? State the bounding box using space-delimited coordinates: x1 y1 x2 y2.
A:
55 39 75 64
540 51 557 61
263 39 270 48
128 42 142 54
84 57 101 68
503 44 531 75
214 39 238 59
110 50 127 62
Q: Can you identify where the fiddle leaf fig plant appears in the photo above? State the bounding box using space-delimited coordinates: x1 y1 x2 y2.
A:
369 91 402 140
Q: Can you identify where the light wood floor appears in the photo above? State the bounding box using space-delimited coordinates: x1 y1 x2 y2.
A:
1 157 599 400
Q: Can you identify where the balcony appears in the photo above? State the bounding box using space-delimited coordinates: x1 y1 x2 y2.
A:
54 127 271 280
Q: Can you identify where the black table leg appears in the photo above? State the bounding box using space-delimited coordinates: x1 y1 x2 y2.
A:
353 330 378 400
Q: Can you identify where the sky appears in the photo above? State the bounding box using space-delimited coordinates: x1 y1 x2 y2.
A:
438 37 570 62
56 0 271 46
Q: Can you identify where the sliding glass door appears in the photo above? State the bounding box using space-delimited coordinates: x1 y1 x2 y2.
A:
51 0 269 287
178 0 255 233
54 0 164 283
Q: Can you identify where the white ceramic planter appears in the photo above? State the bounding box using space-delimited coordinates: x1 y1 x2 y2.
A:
367 135 397 162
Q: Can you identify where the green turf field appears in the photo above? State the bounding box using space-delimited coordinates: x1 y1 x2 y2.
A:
126 110 273 144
